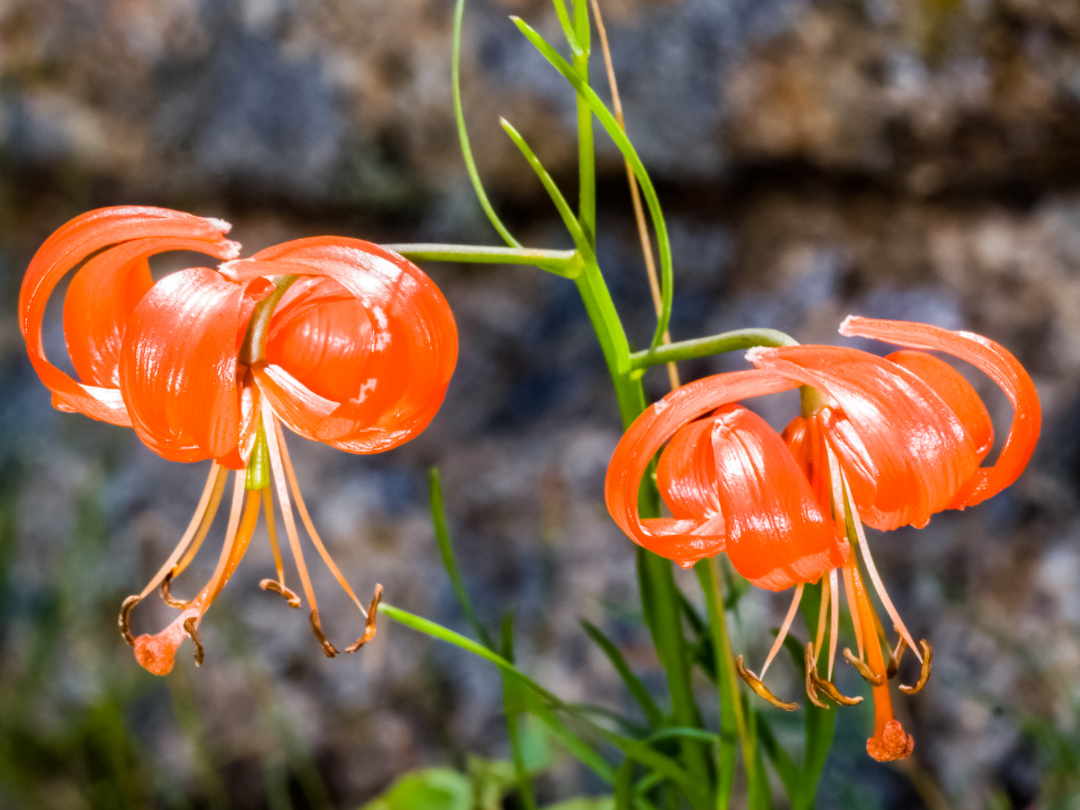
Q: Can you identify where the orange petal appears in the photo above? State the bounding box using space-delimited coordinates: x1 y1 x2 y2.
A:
709 405 848 590
657 416 723 520
749 345 980 530
841 316 1041 510
19 206 240 424
604 370 799 567
224 238 457 453
119 267 246 465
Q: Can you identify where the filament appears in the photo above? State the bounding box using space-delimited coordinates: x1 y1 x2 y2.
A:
760 582 804 677
828 567 839 680
136 462 227 600
274 418 369 619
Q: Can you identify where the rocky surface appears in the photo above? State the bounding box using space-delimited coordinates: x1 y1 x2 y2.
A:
3 0 1080 808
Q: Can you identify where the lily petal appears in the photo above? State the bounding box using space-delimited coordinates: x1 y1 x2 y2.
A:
840 316 1041 509
749 345 980 530
708 405 848 591
224 238 458 453
604 370 799 567
119 268 246 466
19 206 239 424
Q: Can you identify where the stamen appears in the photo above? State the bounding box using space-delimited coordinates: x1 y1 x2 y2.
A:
809 667 864 706
843 648 885 686
263 409 322 625
183 616 205 666
136 463 228 601
826 448 865 665
803 642 829 709
309 609 340 658
275 420 372 620
814 571 829 665
842 562 865 662
258 487 301 608
845 491 921 662
887 633 907 680
828 568 840 680
761 583 804 678
735 655 798 711
345 584 383 653
899 640 933 694
119 595 140 647
159 570 190 609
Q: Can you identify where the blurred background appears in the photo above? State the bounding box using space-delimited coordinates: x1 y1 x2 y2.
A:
2 0 1080 807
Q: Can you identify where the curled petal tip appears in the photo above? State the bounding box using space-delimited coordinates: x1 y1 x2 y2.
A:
204 217 233 235
838 314 860 336
744 346 776 364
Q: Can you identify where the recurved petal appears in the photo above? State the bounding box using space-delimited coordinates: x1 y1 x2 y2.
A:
841 316 1041 510
119 268 246 466
604 370 799 568
226 238 458 453
749 344 980 530
657 416 723 520
20 206 240 424
710 405 847 591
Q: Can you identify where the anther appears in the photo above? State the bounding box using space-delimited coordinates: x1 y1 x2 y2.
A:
843 647 885 687
345 584 383 654
182 617 205 666
887 632 907 680
119 596 140 647
899 640 933 695
160 571 190 609
736 655 798 711
809 667 863 706
309 609 339 658
803 643 829 709
260 579 302 608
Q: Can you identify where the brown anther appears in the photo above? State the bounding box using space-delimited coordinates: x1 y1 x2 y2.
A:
809 667 864 706
309 609 339 658
345 584 383 653
160 571 190 609
118 596 140 647
899 639 933 695
803 642 829 709
260 579 302 608
182 617 205 666
809 666 864 706
735 655 798 711
843 647 885 686
887 633 907 680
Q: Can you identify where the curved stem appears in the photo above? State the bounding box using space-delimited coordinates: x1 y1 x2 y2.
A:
630 329 798 371
386 243 583 278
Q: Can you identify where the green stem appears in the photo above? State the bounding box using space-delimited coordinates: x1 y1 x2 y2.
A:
630 329 798 371
239 274 300 365
386 244 583 278
573 255 711 804
574 0 595 244
698 559 752 810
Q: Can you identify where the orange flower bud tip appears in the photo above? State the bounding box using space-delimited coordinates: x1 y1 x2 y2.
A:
866 719 915 762
133 622 188 676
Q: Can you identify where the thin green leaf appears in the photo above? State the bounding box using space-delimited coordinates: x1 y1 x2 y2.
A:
500 119 596 265
429 468 495 650
510 16 673 351
453 0 520 247
796 583 835 810
580 620 664 728
550 0 581 55
756 714 800 798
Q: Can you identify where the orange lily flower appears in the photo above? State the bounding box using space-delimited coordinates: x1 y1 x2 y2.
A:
20 206 458 675
605 317 1040 760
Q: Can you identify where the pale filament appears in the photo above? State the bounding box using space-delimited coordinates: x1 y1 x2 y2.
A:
760 583 804 678
828 567 840 680
814 571 829 668
169 465 230 588
137 461 227 601
262 406 322 618
273 417 370 620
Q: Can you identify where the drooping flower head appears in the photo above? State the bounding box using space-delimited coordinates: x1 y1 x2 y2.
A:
20 206 458 674
605 317 1040 760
